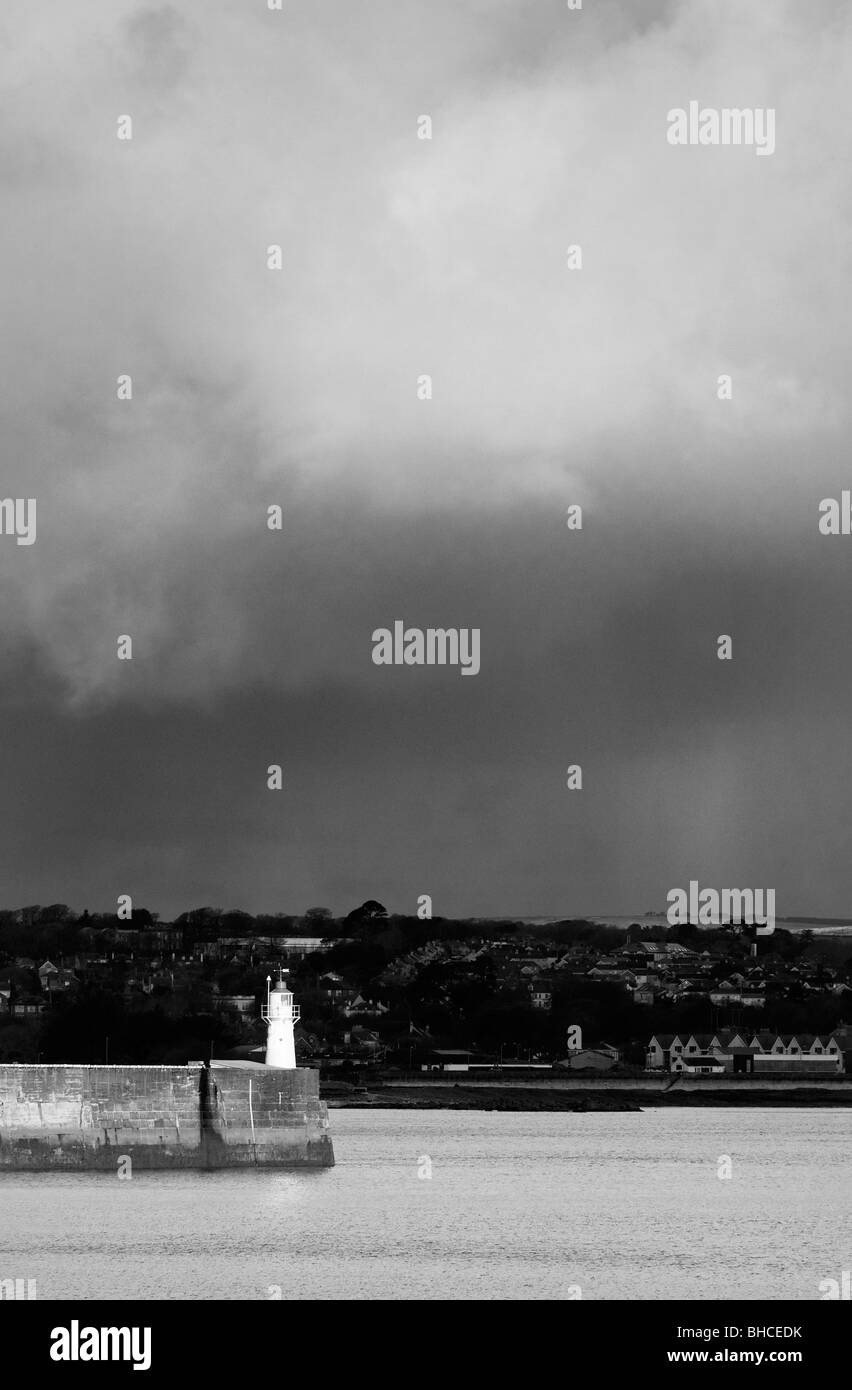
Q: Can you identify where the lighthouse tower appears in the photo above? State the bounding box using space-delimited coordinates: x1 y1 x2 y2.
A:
262 969 300 1069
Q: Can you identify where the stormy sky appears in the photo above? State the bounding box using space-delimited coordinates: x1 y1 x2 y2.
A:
1 0 851 920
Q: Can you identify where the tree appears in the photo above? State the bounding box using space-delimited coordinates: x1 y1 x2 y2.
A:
345 900 387 923
305 907 333 923
220 910 256 935
176 907 224 928
36 904 76 926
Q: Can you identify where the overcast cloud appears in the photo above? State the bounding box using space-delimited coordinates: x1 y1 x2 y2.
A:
1 0 850 918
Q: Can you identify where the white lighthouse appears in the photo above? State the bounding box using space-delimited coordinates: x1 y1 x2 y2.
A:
262 969 300 1069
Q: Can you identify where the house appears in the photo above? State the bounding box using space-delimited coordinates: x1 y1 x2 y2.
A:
587 967 637 987
342 994 389 1018
294 1027 323 1058
663 944 700 960
343 1026 383 1053
828 1022 852 1071
517 958 558 978
646 1030 747 1071
795 1034 841 1057
419 1048 484 1073
648 1029 846 1073
42 968 79 996
11 997 46 1017
318 972 355 1001
214 995 256 1017
646 1034 680 1069
709 983 744 1005
633 982 662 1005
562 1048 617 1072
555 949 598 973
277 937 334 958
672 1054 726 1075
747 1052 842 1076
681 1033 723 1058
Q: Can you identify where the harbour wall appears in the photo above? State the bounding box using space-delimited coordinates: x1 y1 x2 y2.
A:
0 1063 333 1169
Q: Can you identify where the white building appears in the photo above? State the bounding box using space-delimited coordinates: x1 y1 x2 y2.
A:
262 971 300 1069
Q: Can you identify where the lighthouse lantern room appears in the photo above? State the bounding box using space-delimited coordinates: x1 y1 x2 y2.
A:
262 969 300 1069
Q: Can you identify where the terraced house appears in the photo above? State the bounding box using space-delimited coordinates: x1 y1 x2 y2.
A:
646 1030 844 1074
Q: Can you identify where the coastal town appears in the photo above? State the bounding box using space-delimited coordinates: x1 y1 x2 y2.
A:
1 901 851 1080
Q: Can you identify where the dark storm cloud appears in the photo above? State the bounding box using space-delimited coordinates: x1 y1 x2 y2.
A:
1 0 851 914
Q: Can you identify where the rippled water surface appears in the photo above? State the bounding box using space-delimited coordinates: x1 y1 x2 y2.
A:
0 1108 848 1299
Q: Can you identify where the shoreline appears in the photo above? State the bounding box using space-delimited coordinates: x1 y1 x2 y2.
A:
324 1080 852 1111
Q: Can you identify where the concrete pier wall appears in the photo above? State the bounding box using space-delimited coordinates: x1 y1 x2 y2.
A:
206 1064 334 1167
0 1063 333 1170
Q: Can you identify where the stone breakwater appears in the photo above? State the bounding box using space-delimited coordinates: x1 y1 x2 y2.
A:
0 1062 333 1169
